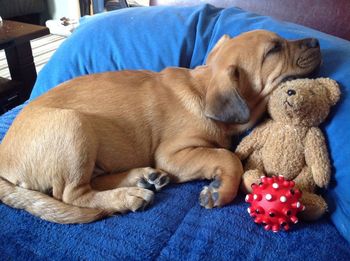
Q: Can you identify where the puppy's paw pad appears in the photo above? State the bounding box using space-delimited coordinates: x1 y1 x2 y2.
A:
137 169 170 191
199 178 222 208
199 187 219 209
209 178 221 189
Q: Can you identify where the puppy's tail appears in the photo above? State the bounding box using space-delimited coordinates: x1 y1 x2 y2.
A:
0 177 112 224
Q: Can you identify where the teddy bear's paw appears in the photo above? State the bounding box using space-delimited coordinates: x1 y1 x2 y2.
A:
299 192 328 220
241 169 265 193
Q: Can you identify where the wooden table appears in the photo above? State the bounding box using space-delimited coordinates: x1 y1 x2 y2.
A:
0 20 49 113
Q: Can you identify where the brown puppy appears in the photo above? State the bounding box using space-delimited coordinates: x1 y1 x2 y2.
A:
0 30 321 223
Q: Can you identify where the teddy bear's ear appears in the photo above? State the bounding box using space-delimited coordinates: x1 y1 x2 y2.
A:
316 78 341 106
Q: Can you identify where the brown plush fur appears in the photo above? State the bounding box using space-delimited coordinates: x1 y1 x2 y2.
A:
0 30 321 223
236 78 340 220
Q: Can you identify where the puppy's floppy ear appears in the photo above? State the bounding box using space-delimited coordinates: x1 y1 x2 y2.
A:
204 65 250 124
206 35 231 65
316 78 341 105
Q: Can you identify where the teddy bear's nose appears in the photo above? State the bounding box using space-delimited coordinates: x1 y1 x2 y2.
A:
287 89 296 96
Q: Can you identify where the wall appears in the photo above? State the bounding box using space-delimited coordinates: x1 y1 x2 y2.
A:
47 0 81 20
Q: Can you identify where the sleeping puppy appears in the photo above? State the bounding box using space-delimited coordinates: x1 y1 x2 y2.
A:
0 30 321 223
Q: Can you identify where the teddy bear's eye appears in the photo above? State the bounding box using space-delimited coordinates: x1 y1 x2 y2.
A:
287 89 296 96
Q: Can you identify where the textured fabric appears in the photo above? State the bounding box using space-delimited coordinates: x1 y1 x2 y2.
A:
0 181 349 260
1 4 350 259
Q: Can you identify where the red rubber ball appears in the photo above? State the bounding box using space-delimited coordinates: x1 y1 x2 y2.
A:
245 175 304 232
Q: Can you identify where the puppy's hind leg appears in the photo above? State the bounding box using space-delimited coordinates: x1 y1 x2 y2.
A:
51 110 155 213
91 167 170 191
63 185 155 213
0 107 151 223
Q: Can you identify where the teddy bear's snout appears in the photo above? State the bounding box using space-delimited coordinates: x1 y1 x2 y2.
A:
287 89 296 96
283 89 299 109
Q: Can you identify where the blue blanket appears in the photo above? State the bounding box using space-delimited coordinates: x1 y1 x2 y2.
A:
0 183 349 260
1 5 349 259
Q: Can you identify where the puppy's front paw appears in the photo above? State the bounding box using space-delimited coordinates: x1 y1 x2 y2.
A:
200 176 239 208
199 179 221 208
137 168 170 191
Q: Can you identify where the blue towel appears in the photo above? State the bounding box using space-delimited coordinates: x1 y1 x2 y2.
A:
0 176 349 260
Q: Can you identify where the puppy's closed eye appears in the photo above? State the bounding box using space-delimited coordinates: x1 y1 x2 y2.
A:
266 41 283 57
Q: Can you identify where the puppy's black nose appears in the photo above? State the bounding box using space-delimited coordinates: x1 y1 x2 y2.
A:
308 38 319 48
302 38 320 48
287 89 296 96
301 38 320 48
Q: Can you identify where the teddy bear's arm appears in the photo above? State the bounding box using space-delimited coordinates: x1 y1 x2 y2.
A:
304 127 331 188
235 120 272 161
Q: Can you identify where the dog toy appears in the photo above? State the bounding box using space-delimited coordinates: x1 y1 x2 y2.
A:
237 78 341 221
245 175 304 232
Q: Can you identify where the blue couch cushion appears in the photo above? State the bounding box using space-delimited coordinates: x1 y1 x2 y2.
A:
0 5 349 258
30 5 221 98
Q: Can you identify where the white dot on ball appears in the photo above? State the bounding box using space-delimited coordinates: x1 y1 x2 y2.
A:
280 196 287 203
272 183 279 189
247 208 251 213
253 194 258 200
245 195 249 202
297 202 301 208
265 194 272 201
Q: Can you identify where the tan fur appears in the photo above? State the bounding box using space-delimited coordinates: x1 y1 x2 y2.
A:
236 78 340 220
0 30 321 223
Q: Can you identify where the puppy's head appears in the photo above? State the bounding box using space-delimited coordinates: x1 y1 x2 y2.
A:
204 30 321 125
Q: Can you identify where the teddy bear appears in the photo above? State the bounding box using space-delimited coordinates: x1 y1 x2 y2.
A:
235 78 341 220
